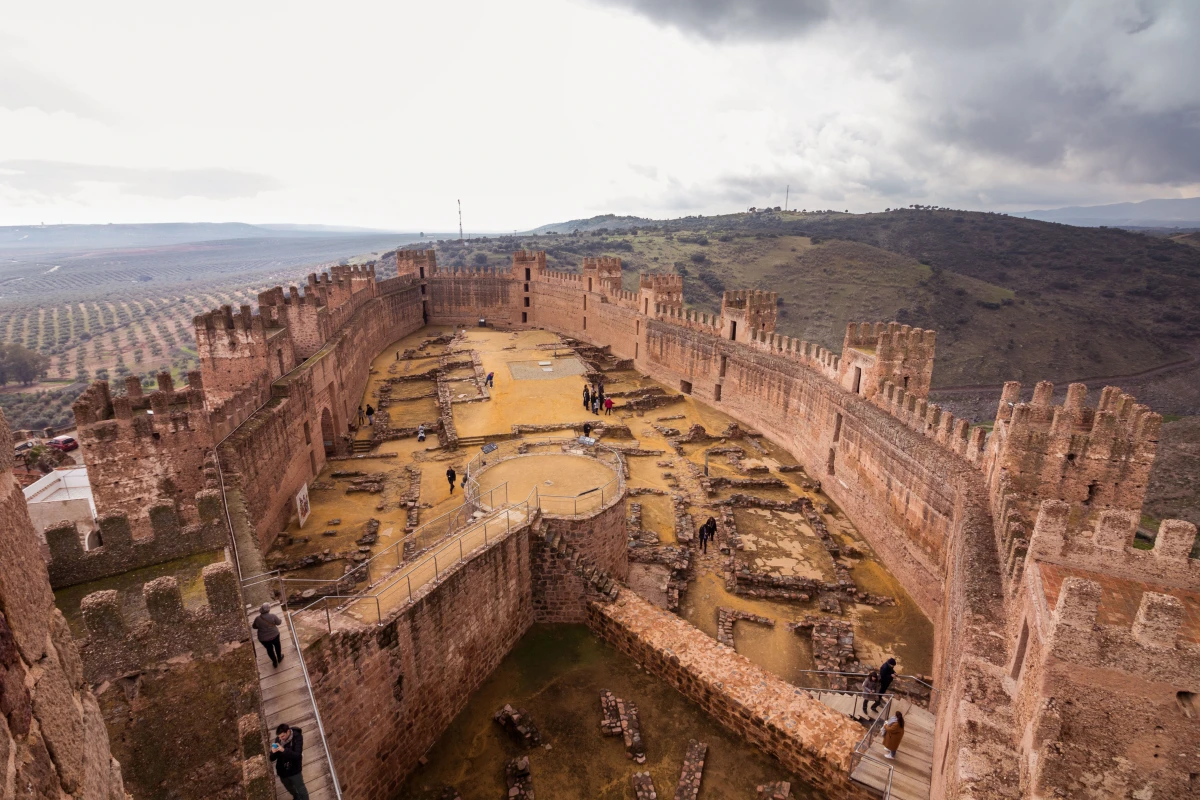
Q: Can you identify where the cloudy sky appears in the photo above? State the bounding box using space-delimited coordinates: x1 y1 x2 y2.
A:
1 0 1197 230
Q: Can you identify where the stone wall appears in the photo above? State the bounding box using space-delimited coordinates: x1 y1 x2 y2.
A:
44 490 228 588
0 410 128 800
304 520 534 800
532 496 630 623
586 590 870 799
71 372 215 537
219 283 424 552
427 269 523 328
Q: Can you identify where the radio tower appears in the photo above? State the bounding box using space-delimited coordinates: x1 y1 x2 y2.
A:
458 199 464 242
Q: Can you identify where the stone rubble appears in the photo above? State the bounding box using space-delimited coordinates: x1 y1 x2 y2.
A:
617 698 646 763
716 607 775 647
494 704 542 747
599 690 623 736
631 771 658 800
756 781 792 799
504 756 534 799
672 739 708 800
788 616 858 687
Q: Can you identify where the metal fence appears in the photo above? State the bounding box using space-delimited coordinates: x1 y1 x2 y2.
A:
464 436 625 518
289 489 538 634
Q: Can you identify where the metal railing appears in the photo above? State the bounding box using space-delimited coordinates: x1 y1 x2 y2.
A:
793 668 939 711
241 483 510 605
853 752 895 799
284 606 344 800
289 488 538 633
464 437 626 518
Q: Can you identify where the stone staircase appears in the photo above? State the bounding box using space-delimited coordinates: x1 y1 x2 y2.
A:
350 439 374 454
249 604 338 800
809 690 934 800
543 527 621 601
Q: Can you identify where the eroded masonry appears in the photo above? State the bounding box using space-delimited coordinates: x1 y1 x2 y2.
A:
4 250 1196 800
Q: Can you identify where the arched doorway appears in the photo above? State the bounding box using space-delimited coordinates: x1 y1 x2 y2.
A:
321 408 335 457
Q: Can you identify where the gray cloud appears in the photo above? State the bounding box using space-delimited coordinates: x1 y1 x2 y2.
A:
592 0 1200 195
0 161 282 200
593 0 831 41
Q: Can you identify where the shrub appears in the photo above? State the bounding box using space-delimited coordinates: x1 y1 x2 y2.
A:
690 252 708 264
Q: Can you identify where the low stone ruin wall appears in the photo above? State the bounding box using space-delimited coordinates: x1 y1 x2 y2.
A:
586 590 871 799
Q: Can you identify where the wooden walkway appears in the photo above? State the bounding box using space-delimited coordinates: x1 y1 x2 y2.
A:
250 604 338 800
809 690 934 800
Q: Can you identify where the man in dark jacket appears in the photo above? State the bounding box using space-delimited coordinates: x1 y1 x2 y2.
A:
252 603 283 668
875 657 898 711
270 723 308 799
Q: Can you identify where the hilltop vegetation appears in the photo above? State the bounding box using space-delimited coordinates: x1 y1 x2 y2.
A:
435 208 1200 407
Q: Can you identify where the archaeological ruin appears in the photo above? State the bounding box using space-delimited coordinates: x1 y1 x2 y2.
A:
3 249 1196 800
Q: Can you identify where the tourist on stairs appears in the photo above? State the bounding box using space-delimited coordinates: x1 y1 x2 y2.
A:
875 657 897 710
252 603 283 668
270 723 309 799
882 711 905 760
859 671 881 719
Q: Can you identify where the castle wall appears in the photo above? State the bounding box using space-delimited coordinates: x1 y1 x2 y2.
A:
71 560 271 800
532 495 630 623
44 489 227 588
530 280 642 361
72 374 216 537
426 270 523 328
637 320 956 616
304 520 534 800
219 284 424 552
0 410 128 800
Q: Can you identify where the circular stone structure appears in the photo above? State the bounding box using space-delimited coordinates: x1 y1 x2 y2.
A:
471 442 629 583
475 452 619 516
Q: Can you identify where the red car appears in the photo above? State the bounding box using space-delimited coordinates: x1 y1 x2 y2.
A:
48 435 79 452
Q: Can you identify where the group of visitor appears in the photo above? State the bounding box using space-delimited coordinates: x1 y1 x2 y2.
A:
583 381 614 415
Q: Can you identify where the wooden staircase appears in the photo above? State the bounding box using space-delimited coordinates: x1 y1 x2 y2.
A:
249 604 339 800
810 690 935 800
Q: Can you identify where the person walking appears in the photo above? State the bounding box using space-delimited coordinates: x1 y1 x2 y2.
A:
270 723 309 799
597 380 604 397
700 524 709 554
446 466 457 494
859 671 881 718
357 406 365 425
592 396 600 415
604 397 614 415
583 386 591 410
252 603 283 668
703 516 717 547
365 405 375 426
582 422 592 439
417 423 426 443
882 711 905 760
874 657 897 711
486 371 494 387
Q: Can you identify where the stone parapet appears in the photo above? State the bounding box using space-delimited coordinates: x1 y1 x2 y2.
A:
587 591 869 798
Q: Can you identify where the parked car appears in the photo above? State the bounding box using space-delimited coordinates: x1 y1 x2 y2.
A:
48 435 79 452
13 439 39 458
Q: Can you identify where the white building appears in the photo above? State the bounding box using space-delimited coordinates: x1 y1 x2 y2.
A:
23 466 99 548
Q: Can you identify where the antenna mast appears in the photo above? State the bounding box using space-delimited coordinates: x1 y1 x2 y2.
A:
458 199 463 241
785 185 789 212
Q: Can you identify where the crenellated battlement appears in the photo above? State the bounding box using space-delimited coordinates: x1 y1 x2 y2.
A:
721 289 778 336
984 382 1160 514
1029 499 1198 591
72 370 205 426
77 560 247 682
874 379 988 463
397 248 437 278
46 487 229 588
1046 576 1199 677
512 249 546 277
